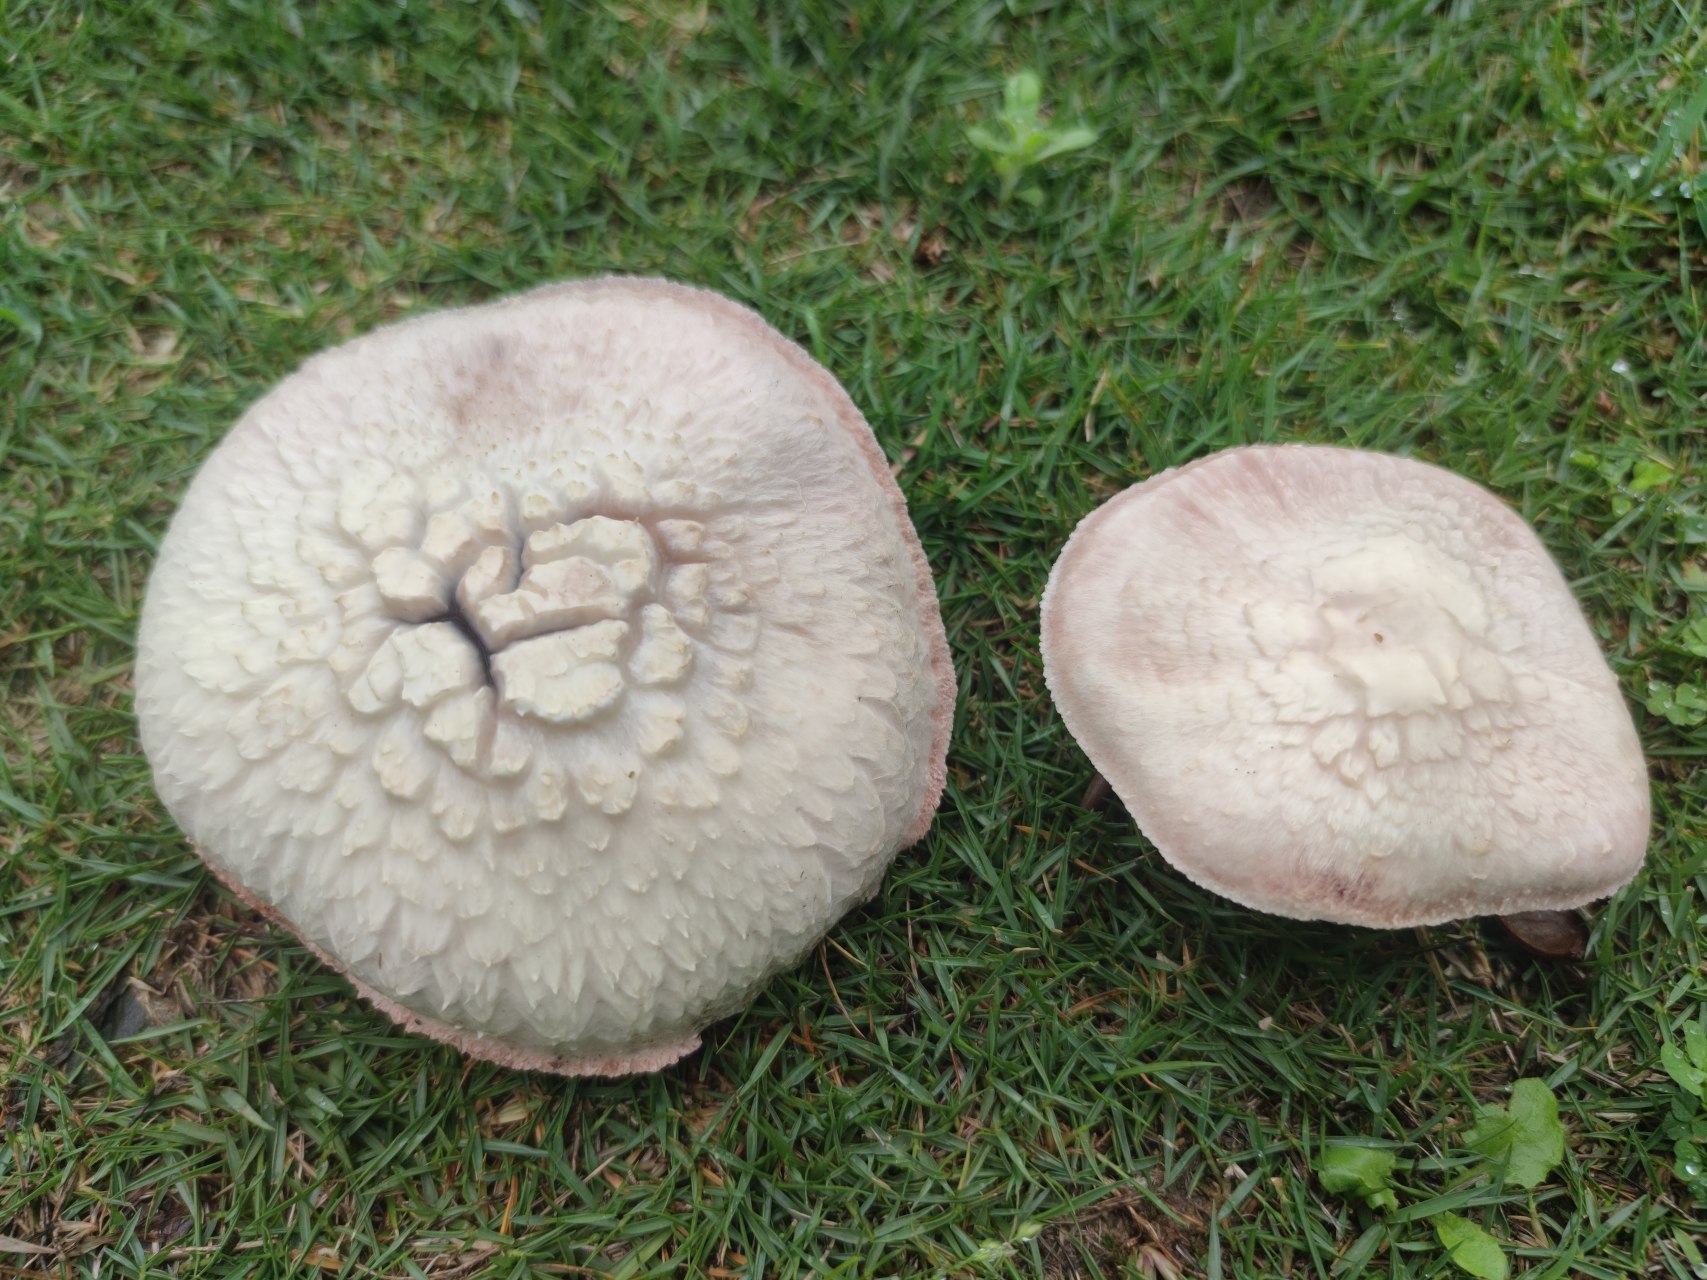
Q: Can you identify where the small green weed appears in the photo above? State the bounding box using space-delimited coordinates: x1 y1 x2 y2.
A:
1569 441 1707 544
1314 1079 1567 1279
965 70 1098 206
1668 616 1707 659
1647 679 1707 728
1660 1016 1707 1201
1648 610 1707 726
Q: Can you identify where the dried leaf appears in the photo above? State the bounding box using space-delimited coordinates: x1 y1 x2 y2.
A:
0 1235 54 1256
1493 910 1587 960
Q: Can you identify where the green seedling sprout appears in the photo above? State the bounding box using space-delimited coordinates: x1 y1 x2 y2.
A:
966 70 1098 206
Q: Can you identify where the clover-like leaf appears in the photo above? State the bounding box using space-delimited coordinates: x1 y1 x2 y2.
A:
1646 680 1707 727
1315 1143 1399 1212
1669 617 1707 659
1674 1136 1707 1193
1465 1078 1566 1190
1436 1213 1509 1280
1661 1022 1707 1097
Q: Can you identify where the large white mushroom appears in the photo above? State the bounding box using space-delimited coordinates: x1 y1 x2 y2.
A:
1041 444 1650 927
136 277 955 1075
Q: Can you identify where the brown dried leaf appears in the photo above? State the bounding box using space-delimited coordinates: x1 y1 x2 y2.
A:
0 1235 54 1256
1493 910 1588 961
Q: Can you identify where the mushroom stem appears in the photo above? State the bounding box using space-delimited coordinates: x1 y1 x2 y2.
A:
1080 772 1114 811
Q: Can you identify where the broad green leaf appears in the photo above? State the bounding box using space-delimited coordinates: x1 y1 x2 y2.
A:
1685 1022 1707 1069
1034 126 1101 161
1597 455 1634 487
1436 1214 1508 1280
1003 71 1043 120
1662 1042 1707 1097
1672 618 1707 658
1673 1137 1706 1187
1661 1022 1707 1095
1315 1143 1399 1211
1465 1078 1565 1189
1630 457 1674 491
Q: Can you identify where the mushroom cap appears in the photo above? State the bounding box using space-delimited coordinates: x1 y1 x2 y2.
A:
136 277 955 1075
1041 444 1650 928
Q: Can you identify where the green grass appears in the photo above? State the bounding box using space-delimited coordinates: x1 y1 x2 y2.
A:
2 0 1705 1275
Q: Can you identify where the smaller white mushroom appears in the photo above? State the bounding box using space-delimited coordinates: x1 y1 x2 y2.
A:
1041 444 1651 927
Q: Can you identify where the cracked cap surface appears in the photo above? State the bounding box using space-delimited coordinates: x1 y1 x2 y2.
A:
1041 444 1650 928
136 277 955 1074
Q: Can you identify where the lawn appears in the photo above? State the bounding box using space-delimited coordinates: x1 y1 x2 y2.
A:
3 0 1706 1275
